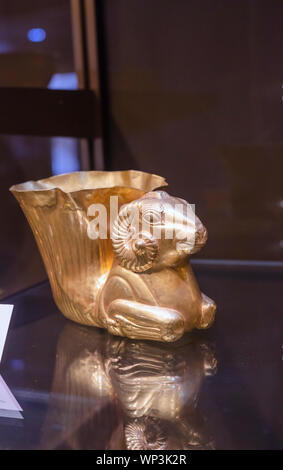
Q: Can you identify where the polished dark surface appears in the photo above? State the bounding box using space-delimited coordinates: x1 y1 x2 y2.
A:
0 265 282 449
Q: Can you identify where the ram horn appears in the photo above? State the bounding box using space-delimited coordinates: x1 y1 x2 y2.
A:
111 202 159 273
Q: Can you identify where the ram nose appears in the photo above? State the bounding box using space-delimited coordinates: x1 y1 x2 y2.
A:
195 225 208 245
192 224 208 254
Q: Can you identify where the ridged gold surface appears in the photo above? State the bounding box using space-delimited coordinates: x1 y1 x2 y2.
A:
11 170 167 327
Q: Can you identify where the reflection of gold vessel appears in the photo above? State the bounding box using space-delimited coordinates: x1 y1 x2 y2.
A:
11 171 216 341
41 323 217 450
107 336 216 450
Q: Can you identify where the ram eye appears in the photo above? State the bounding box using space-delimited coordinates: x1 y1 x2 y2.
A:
142 209 162 225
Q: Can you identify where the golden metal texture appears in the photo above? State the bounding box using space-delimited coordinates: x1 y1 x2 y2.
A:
42 324 217 450
11 170 216 342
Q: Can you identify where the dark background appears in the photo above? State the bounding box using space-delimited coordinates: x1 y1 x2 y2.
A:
99 0 283 261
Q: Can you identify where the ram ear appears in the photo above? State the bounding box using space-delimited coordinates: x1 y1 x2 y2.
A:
176 196 188 205
140 190 168 200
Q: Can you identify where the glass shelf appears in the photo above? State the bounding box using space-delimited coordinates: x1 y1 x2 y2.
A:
0 264 282 450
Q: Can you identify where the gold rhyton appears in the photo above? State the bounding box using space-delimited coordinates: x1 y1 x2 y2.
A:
10 171 216 342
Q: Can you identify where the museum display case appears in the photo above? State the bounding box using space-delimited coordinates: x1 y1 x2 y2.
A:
0 0 282 452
